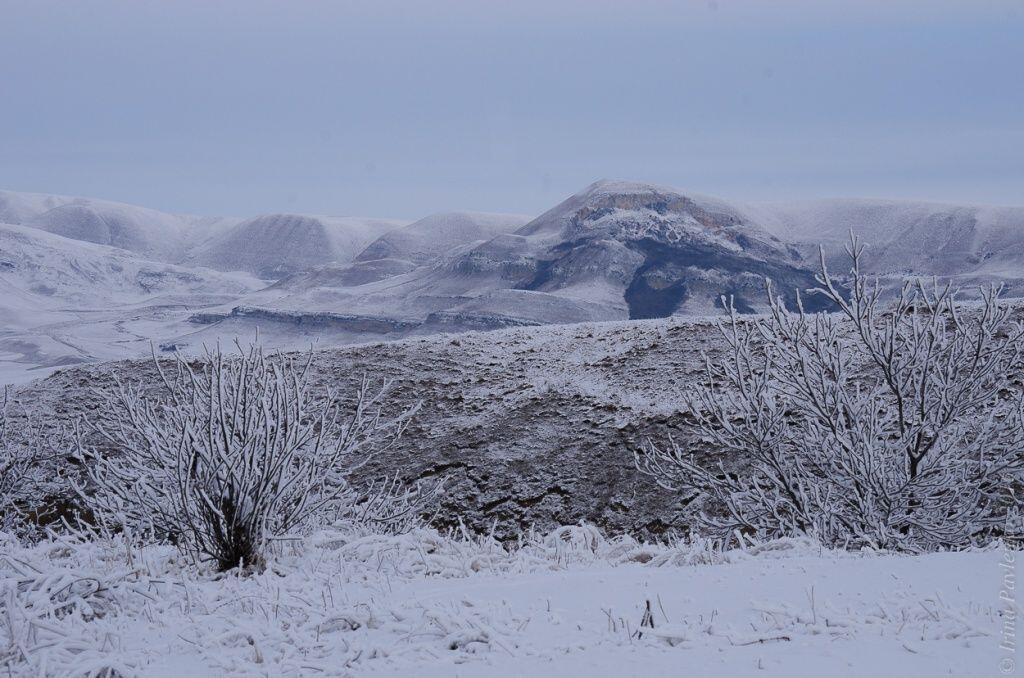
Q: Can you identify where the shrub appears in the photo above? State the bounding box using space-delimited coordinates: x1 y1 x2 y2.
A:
0 387 57 537
637 234 1024 550
75 341 430 571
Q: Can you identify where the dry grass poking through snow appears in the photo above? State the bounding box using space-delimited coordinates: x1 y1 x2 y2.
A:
0 526 1010 677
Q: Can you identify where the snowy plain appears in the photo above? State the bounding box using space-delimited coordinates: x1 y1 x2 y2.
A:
2 526 1013 677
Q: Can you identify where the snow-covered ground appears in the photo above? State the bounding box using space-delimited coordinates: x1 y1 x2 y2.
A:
2 526 1013 677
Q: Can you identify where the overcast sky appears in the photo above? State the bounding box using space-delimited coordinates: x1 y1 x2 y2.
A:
1 0 1021 218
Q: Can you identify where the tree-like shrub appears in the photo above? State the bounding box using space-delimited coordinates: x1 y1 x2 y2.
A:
637 235 1024 550
76 342 430 571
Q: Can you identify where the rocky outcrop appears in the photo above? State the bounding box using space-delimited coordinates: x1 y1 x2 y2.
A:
189 306 418 334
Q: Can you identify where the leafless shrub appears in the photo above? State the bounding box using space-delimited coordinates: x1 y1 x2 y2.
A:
0 387 60 537
638 234 1024 550
74 341 437 572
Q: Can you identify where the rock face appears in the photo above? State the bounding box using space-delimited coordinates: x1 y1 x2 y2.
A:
10 316 735 539
271 259 419 289
190 306 419 334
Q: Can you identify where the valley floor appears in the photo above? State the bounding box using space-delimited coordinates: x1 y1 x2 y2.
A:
1 527 1012 677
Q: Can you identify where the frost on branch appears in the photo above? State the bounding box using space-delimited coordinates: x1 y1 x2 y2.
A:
74 341 435 572
0 386 58 537
638 233 1024 550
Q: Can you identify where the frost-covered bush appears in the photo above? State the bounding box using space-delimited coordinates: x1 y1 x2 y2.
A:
0 387 58 537
74 341 433 572
638 234 1024 550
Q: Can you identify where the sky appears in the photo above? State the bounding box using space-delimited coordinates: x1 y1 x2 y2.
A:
0 0 1022 219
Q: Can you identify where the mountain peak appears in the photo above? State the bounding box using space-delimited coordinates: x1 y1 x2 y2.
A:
572 179 727 206
518 179 782 261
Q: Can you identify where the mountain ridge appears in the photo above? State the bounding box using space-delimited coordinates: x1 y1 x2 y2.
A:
2 181 1023 385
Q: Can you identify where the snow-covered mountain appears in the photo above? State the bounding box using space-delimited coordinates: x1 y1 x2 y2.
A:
193 180 830 347
505 179 822 317
2 182 1023 383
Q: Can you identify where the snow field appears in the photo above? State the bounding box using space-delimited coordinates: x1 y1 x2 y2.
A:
1 526 1010 677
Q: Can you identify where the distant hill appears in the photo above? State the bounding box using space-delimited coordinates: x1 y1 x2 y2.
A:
748 198 1024 288
188 213 406 279
0 189 408 280
1 189 195 261
356 211 531 265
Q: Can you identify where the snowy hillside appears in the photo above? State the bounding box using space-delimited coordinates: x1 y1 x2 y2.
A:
189 213 407 279
0 222 256 306
0 221 261 384
9 316 711 536
356 211 531 265
750 197 1024 282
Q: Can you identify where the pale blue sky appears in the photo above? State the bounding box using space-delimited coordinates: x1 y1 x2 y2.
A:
1 0 1021 218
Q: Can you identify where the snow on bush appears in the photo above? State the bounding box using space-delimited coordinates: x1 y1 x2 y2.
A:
638 234 1024 550
73 341 435 573
0 386 64 538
